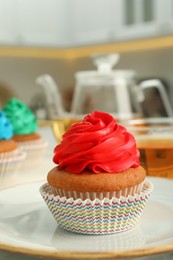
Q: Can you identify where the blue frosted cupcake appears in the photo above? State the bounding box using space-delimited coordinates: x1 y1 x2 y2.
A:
0 111 25 186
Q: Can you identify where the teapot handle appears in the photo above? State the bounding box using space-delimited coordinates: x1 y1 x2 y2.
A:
138 79 173 117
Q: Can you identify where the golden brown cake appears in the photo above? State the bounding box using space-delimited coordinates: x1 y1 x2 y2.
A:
13 133 41 142
47 166 146 198
0 139 17 153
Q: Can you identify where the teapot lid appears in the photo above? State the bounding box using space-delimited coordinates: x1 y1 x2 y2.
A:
75 53 136 81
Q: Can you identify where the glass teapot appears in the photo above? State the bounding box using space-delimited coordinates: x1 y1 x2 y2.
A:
71 53 143 120
35 54 173 121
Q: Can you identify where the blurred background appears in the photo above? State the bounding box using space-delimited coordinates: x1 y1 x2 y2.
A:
1 4 173 256
0 0 173 119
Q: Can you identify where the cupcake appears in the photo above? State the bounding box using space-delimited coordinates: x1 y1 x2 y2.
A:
0 111 25 185
0 111 17 159
3 98 48 167
40 111 153 235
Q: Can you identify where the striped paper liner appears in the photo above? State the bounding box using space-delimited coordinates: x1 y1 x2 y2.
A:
16 138 48 168
49 181 144 199
0 148 21 159
16 138 48 154
0 150 26 184
40 180 153 235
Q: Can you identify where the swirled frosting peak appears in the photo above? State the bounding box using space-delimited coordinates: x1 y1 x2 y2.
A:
53 111 140 174
3 98 37 135
0 111 13 140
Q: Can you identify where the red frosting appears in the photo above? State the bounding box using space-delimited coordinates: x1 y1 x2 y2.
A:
53 111 140 174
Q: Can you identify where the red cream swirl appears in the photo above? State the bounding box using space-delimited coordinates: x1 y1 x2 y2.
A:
53 111 140 174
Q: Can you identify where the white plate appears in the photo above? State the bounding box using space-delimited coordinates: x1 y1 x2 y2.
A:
0 177 173 259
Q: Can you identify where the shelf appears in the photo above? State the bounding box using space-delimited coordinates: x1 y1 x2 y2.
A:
0 36 173 60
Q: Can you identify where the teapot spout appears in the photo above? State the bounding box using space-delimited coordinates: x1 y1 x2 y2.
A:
35 74 65 119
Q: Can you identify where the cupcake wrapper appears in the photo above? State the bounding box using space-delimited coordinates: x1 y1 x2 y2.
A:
0 149 20 159
17 138 48 153
40 180 153 235
0 150 26 184
17 139 48 168
50 182 144 199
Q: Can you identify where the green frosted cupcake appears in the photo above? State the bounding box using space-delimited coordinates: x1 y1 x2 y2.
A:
3 98 48 167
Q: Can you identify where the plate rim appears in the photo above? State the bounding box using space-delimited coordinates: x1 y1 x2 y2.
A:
0 241 173 259
0 177 173 259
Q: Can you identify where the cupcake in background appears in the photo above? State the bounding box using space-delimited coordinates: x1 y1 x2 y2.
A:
0 111 17 159
0 111 25 185
40 111 153 235
3 98 48 167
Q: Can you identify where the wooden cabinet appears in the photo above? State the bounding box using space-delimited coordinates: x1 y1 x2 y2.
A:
160 0 173 33
17 0 68 47
0 0 119 47
67 0 116 46
0 0 173 48
115 0 173 41
0 1 18 45
69 0 173 44
0 0 69 47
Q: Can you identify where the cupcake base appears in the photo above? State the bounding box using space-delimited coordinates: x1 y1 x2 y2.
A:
40 180 153 235
49 182 144 200
0 149 26 186
16 138 48 168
